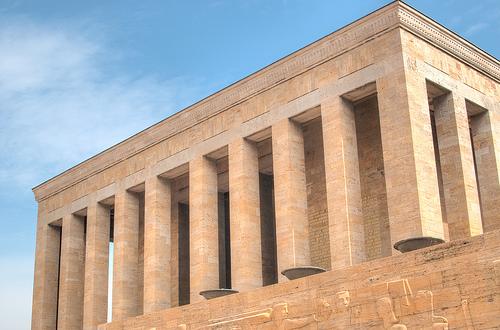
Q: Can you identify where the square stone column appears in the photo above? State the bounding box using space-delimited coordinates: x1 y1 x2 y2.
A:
321 97 365 268
31 211 61 330
228 138 263 291
58 213 86 330
112 190 140 320
189 156 219 302
144 176 172 313
470 106 500 233
272 119 310 282
433 92 482 239
377 70 444 250
83 202 110 330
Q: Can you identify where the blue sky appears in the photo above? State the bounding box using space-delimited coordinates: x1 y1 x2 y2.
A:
0 0 498 328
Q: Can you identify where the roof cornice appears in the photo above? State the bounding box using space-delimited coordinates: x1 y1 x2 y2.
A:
33 1 500 202
397 1 499 81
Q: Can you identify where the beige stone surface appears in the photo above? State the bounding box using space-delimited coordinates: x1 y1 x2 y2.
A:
58 214 86 330
189 156 219 302
30 2 500 329
113 190 140 320
303 119 331 270
470 108 500 233
433 92 483 239
83 202 111 330
272 119 310 281
355 97 392 260
99 229 500 330
377 65 444 247
228 138 263 291
144 176 172 313
31 211 60 330
322 97 365 268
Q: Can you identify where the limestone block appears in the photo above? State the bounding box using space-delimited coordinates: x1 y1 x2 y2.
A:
228 138 263 291
433 92 482 239
189 156 219 302
31 214 61 330
113 190 140 320
144 176 172 313
83 202 111 330
272 119 310 281
377 68 444 248
58 213 86 330
470 106 500 233
322 97 365 268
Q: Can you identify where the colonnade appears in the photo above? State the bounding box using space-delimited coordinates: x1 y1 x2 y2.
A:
32 71 500 330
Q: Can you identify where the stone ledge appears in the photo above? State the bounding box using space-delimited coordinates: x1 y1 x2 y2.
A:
99 229 500 329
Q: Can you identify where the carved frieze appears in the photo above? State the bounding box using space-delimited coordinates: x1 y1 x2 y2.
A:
33 2 499 203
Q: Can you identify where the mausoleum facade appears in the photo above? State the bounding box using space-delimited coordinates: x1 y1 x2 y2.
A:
31 2 500 329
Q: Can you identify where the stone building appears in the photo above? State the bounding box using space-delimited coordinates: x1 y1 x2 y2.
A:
31 1 500 329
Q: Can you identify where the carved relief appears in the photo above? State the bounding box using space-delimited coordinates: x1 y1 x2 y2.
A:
397 7 500 81
493 260 500 286
413 290 448 330
175 280 455 329
376 279 448 329
376 297 407 329
207 305 274 328
197 298 336 330
461 299 474 330
270 303 317 329
313 298 332 322
334 290 350 311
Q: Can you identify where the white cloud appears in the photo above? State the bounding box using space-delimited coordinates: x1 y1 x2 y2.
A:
464 22 488 36
0 18 202 190
0 18 203 330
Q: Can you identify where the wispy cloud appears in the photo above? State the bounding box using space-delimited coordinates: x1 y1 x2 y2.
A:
0 18 202 190
0 16 204 330
464 22 488 36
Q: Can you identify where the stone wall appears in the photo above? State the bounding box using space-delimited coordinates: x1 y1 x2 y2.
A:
355 96 391 260
259 174 278 287
303 119 331 270
177 203 190 306
99 229 500 329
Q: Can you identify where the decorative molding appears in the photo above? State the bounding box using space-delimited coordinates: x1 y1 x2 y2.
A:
33 1 500 202
397 6 500 82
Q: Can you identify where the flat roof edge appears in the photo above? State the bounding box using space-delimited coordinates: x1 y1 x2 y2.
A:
33 1 500 202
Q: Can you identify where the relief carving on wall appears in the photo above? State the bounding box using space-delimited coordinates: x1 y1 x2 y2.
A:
205 300 330 329
493 260 500 286
376 279 448 330
175 279 454 329
176 294 340 330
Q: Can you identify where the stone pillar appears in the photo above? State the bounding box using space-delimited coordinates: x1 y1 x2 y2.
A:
377 69 444 250
112 190 139 320
470 107 500 232
272 119 310 282
31 210 61 330
321 97 365 268
189 156 219 302
228 138 263 291
83 202 110 330
58 213 86 330
433 92 482 239
144 176 172 313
